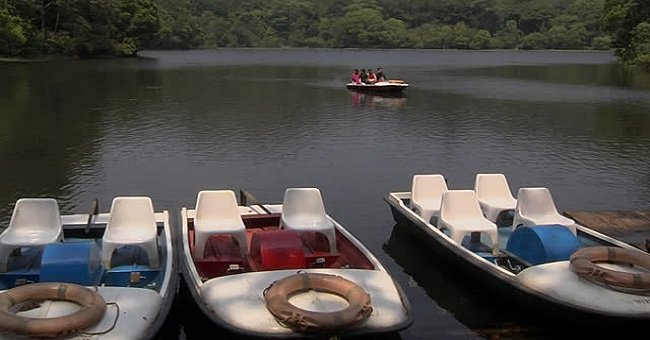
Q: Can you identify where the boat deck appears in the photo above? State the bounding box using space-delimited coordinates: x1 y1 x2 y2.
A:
187 213 376 279
563 211 650 251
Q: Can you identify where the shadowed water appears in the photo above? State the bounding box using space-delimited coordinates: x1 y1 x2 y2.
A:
1 49 650 339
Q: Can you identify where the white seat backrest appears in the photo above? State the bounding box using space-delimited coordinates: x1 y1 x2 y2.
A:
103 196 159 269
411 174 448 202
281 188 328 223
475 173 515 200
280 187 336 253
193 190 247 258
0 198 63 272
440 190 483 219
107 197 156 230
196 190 241 224
8 198 62 233
516 187 559 217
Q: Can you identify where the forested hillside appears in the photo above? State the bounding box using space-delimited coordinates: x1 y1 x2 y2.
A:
0 0 648 69
151 0 612 50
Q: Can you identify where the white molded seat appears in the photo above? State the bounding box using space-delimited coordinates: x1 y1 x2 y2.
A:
194 190 247 259
512 187 577 235
102 196 160 269
438 190 499 255
0 198 64 272
280 188 336 253
410 174 448 224
474 173 517 222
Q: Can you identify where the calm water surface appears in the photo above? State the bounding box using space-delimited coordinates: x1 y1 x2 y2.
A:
2 49 650 339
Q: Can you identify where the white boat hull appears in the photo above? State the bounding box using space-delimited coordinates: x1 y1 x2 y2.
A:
0 208 177 340
386 190 650 322
0 287 163 340
180 195 413 338
200 269 409 336
516 261 650 316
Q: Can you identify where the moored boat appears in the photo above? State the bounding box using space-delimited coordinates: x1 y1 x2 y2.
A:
180 188 413 338
385 173 650 325
0 196 177 339
346 80 409 94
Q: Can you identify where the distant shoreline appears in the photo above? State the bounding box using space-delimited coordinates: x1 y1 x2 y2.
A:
0 56 72 63
1 48 616 63
0 57 35 62
0 54 133 63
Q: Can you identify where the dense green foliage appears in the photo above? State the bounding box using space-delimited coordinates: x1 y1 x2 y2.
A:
0 0 159 57
602 0 650 70
0 0 643 69
150 0 610 51
1 0 610 57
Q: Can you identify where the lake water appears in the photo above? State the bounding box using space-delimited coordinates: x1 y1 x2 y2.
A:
1 49 650 339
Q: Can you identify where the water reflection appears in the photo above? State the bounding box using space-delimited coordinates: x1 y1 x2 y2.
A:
2 49 650 339
349 90 407 107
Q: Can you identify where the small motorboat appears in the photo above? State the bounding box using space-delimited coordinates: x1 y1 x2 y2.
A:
385 173 650 326
346 80 409 94
0 196 177 339
180 188 413 338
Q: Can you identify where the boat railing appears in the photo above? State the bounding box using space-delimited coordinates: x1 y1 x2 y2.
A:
240 189 273 214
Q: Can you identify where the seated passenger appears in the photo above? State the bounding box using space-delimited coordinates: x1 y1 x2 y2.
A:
360 69 368 84
376 67 387 82
367 69 377 84
351 69 361 84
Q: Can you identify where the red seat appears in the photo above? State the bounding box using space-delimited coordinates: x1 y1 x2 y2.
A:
250 230 305 270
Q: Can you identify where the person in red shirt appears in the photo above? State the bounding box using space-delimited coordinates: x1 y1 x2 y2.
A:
366 69 377 84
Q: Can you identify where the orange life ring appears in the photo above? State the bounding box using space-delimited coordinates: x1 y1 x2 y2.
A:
0 282 106 338
569 246 650 290
264 272 373 333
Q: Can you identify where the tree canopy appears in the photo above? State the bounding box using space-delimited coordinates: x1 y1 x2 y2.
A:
0 0 644 70
149 0 610 51
602 0 650 70
1 0 159 57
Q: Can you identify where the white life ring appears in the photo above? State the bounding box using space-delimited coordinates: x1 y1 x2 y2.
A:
570 246 650 291
264 272 373 332
0 282 106 338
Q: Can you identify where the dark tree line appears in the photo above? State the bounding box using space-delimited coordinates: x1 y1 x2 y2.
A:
0 0 648 69
149 0 611 50
602 0 650 69
0 0 159 57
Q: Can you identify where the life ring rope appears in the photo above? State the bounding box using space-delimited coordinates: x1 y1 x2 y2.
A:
82 301 120 336
569 246 650 293
264 272 373 333
0 282 107 338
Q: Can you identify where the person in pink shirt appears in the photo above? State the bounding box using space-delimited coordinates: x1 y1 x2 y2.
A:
351 69 361 84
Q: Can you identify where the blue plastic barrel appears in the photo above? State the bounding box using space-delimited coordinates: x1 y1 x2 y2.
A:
41 241 103 285
505 224 580 265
